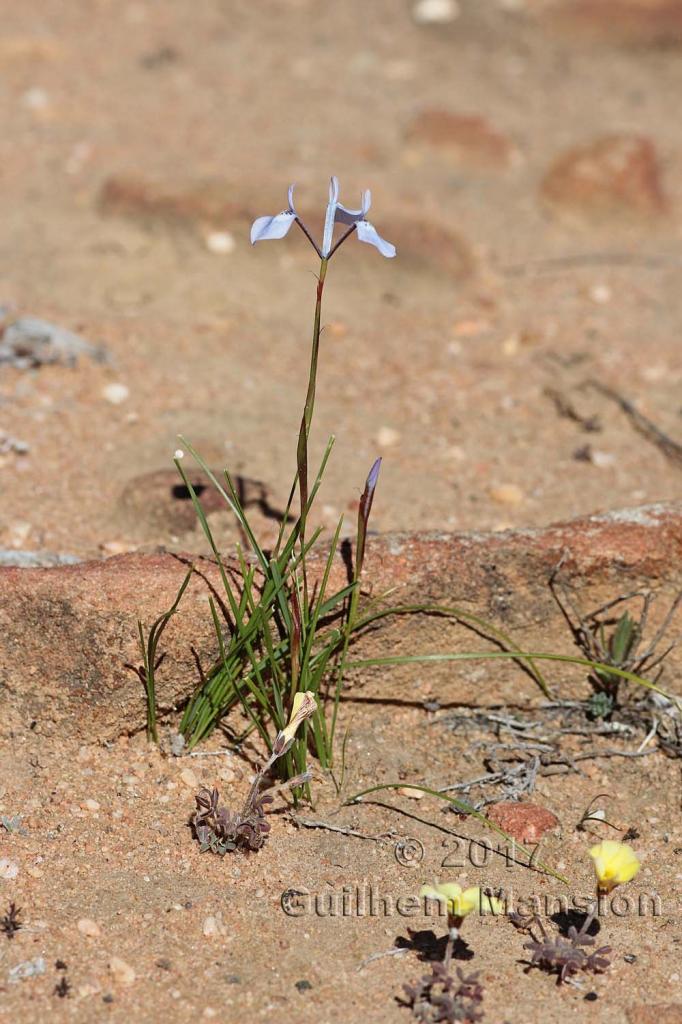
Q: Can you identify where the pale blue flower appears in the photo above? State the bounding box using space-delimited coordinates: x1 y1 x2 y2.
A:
250 177 396 259
250 184 298 245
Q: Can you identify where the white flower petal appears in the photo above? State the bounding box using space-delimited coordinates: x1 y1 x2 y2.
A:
250 211 296 245
356 219 396 258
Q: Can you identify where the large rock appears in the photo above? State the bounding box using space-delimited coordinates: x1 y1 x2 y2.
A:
99 175 248 233
405 109 519 170
486 802 560 843
541 0 682 47
1 503 680 742
541 135 666 224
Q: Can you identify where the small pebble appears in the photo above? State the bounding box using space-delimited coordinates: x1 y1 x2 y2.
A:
502 333 520 356
78 982 100 998
8 957 46 982
82 799 100 812
326 320 348 338
102 382 130 405
170 733 185 757
8 521 31 546
99 540 132 556
452 318 490 337
581 450 614 468
590 283 612 304
0 858 19 879
77 918 101 938
397 787 425 800
489 483 524 506
202 914 225 938
204 231 236 255
642 364 667 382
376 426 400 447
412 0 460 23
180 767 198 789
22 87 49 111
108 956 136 986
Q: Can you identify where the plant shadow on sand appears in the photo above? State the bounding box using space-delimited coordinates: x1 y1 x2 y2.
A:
395 929 475 965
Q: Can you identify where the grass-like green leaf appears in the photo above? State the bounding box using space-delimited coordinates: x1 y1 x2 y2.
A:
137 565 194 743
345 650 679 705
345 782 569 885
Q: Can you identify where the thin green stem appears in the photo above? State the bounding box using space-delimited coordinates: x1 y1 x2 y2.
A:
443 927 458 973
296 257 328 610
345 649 678 704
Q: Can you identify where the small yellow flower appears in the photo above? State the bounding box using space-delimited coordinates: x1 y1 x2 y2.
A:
420 882 504 925
589 840 641 894
279 691 318 747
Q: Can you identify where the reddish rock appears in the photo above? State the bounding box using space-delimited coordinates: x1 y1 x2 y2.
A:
0 502 680 740
99 175 249 232
627 1007 682 1024
387 217 474 279
486 802 560 843
544 0 682 47
541 135 666 222
405 109 518 169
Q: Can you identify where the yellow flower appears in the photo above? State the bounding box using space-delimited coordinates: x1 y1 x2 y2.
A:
420 882 504 925
589 840 641 894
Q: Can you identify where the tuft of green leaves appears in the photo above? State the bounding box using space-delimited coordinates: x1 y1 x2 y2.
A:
133 566 194 742
174 438 368 787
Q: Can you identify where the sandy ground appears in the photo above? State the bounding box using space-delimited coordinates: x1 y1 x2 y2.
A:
0 0 680 559
0 1 681 1021
1 694 681 1023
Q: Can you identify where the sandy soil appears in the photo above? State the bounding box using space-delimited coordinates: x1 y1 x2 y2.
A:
0 1 681 1021
0 0 681 559
1 696 681 1023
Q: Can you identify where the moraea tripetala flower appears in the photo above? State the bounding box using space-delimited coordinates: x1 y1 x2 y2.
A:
420 882 505 929
589 840 640 895
250 176 396 259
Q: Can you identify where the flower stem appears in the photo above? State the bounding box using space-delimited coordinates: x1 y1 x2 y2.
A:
296 256 328 607
579 898 599 937
443 926 459 973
